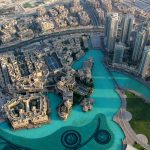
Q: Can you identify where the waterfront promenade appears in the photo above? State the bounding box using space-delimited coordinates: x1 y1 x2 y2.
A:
109 65 150 90
104 61 150 149
114 89 150 150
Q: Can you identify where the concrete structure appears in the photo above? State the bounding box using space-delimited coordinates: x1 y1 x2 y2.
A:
113 42 125 64
56 70 75 120
73 0 80 6
90 33 101 49
18 29 34 40
0 32 93 127
105 13 118 52
0 50 48 93
0 65 5 88
3 93 49 130
0 3 91 46
139 46 150 78
101 0 112 12
70 0 83 14
96 8 105 24
132 26 149 62
39 20 54 32
37 7 46 17
121 14 135 45
78 11 91 26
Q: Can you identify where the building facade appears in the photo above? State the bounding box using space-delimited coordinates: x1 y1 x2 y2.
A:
121 14 134 45
139 46 150 78
105 13 118 52
113 42 125 64
132 26 149 62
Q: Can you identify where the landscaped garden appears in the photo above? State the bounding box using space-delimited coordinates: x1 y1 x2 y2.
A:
23 2 42 8
133 143 146 150
125 91 150 146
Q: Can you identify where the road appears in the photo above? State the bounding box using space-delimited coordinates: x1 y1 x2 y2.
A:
0 27 104 53
81 1 100 26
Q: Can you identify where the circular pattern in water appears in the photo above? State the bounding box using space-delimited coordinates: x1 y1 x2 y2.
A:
61 130 81 149
0 50 124 149
94 130 111 145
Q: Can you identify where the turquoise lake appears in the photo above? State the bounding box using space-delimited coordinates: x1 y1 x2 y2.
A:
0 50 150 150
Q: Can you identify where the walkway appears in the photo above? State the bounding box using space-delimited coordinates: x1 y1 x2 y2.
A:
104 62 150 149
114 89 150 150
103 62 120 89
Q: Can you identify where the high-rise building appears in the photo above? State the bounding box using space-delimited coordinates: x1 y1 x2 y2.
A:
113 42 125 64
105 13 118 52
121 14 134 45
139 46 150 78
139 21 150 33
132 26 149 62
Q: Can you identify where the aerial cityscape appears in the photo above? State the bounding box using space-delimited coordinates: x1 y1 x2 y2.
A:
0 0 150 150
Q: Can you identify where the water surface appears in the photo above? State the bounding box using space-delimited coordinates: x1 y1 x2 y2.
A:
0 50 127 150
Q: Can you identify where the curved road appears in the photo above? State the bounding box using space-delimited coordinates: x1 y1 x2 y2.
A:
0 27 104 53
81 1 100 26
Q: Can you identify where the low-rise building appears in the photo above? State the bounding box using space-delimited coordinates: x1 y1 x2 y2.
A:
78 11 90 26
48 9 59 17
0 32 12 43
54 5 68 19
54 17 67 28
18 29 34 40
37 7 46 17
3 93 49 130
36 17 55 32
96 8 105 24
67 16 78 27
70 0 83 14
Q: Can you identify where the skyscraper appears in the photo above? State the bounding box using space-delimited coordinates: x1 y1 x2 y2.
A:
121 14 134 45
139 46 150 78
113 42 125 64
105 13 118 52
132 26 149 62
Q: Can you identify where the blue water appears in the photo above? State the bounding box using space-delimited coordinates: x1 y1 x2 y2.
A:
112 72 150 100
0 49 149 150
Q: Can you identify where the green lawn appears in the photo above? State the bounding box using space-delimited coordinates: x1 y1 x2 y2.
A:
23 2 41 8
133 143 146 150
126 91 150 144
23 2 33 8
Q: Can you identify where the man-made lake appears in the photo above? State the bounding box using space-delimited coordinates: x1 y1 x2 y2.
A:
0 50 149 150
